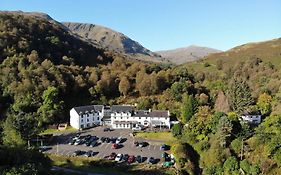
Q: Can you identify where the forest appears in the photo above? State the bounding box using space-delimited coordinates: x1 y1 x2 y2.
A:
0 12 281 174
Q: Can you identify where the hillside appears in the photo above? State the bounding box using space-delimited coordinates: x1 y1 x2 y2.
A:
0 11 115 66
203 38 281 67
157 45 221 64
63 22 167 63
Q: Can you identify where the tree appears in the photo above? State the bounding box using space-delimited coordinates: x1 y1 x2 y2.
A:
228 78 254 112
223 156 239 174
2 111 40 147
257 93 272 115
37 86 63 125
216 116 233 147
118 76 130 96
181 94 196 123
170 81 189 101
172 123 183 137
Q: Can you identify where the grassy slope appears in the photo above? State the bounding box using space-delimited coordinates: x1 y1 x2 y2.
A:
202 38 281 68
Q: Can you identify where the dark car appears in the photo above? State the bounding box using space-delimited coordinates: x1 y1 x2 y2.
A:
160 144 169 151
128 155 135 164
68 139 75 145
90 140 98 147
84 150 93 157
122 154 129 162
103 128 113 132
105 137 111 143
100 137 106 142
72 150 85 156
148 157 156 164
136 155 143 163
110 137 117 143
138 141 147 147
134 141 139 146
85 134 92 140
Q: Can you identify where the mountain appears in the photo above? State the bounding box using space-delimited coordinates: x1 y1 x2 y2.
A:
157 45 221 64
62 22 167 63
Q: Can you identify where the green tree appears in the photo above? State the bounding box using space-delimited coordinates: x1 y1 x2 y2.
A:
223 156 239 175
216 116 233 147
257 93 272 115
181 94 196 123
37 86 63 125
172 123 183 137
228 78 254 112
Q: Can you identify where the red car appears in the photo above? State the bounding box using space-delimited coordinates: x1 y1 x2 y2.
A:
112 143 119 149
128 155 135 164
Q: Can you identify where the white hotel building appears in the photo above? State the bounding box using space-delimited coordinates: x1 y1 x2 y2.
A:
70 105 170 130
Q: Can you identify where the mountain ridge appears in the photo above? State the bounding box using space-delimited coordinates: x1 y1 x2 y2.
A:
157 45 221 64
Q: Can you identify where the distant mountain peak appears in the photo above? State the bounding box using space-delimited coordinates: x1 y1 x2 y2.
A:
62 22 167 63
157 45 221 64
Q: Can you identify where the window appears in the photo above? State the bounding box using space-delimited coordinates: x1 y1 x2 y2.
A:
114 117 116 119
146 117 148 119
97 117 99 120
81 119 83 123
87 119 89 122
127 117 129 119
139 117 141 119
127 124 129 128
81 125 84 128
121 117 123 119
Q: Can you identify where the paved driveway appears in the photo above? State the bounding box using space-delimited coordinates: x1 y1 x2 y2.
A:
45 126 166 163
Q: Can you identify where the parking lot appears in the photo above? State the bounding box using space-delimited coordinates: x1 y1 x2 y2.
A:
45 126 168 164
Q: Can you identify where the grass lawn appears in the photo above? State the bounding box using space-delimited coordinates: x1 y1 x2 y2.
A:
48 154 175 175
135 131 177 144
40 126 77 135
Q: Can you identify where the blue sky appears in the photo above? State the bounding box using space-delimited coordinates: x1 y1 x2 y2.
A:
1 0 280 51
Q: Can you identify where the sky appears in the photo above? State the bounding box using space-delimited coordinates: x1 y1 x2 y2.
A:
0 0 281 51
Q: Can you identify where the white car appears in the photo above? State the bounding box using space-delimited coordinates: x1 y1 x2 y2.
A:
74 139 81 145
116 137 122 144
115 153 123 162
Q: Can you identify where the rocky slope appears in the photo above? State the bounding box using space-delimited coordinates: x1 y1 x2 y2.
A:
63 22 167 63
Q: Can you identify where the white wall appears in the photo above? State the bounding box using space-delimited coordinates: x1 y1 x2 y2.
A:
70 108 80 129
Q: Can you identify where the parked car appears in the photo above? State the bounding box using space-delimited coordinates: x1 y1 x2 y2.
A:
162 161 174 168
74 139 82 146
115 153 123 161
138 141 147 147
122 154 129 162
106 152 117 160
85 137 94 146
112 143 119 149
110 137 117 143
136 155 143 163
132 127 142 131
72 150 85 156
116 137 122 144
68 139 75 145
100 137 106 142
90 140 98 147
105 137 111 143
84 150 93 157
128 155 135 164
160 144 169 151
148 157 156 164
103 128 113 132
134 141 139 146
